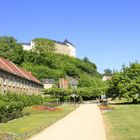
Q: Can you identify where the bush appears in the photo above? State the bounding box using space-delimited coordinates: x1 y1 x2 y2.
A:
0 93 54 123
0 132 20 140
44 87 105 101
106 63 140 103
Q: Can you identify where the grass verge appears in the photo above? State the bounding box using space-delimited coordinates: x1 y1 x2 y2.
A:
0 104 77 139
103 104 140 140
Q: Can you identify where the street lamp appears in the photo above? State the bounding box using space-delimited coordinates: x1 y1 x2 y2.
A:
69 79 78 106
71 93 77 107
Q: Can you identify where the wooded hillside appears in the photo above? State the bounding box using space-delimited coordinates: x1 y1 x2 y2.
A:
0 36 102 88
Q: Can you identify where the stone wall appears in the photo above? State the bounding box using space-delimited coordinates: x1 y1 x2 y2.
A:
23 40 76 57
55 43 76 57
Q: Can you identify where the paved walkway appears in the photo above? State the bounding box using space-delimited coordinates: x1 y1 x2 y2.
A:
29 104 106 140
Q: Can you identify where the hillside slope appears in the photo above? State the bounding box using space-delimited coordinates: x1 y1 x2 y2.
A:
21 51 99 80
0 36 102 88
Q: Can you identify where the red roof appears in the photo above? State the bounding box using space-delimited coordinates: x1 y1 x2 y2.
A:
0 57 42 85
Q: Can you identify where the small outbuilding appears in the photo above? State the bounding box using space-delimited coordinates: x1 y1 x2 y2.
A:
43 79 55 89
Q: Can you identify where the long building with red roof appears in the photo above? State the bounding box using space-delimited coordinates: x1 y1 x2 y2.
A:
0 57 43 94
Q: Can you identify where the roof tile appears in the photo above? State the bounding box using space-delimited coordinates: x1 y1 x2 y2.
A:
0 57 42 85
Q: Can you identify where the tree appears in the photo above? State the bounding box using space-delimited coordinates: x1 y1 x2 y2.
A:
107 63 140 103
0 36 17 59
104 69 112 76
9 44 24 65
0 36 24 64
65 64 80 78
83 57 97 69
32 38 55 54
0 35 101 88
83 57 90 63
78 75 104 88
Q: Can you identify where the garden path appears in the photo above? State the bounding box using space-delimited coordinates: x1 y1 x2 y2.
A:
29 104 106 140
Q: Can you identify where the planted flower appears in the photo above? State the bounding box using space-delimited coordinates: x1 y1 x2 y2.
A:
32 106 62 111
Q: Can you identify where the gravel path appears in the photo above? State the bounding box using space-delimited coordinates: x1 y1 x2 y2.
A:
29 104 106 140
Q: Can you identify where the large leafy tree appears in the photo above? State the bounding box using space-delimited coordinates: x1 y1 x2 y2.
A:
0 36 24 64
107 63 140 103
104 68 112 76
32 38 55 54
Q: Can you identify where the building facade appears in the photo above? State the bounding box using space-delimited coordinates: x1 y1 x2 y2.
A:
102 76 112 81
0 57 43 94
22 41 34 51
42 79 55 89
54 39 76 57
22 39 76 57
59 78 68 89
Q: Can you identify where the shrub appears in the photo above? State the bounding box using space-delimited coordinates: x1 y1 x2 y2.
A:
44 87 106 101
0 132 20 140
0 93 54 123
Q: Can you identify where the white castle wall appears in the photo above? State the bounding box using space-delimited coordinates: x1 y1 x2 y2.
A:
23 40 76 57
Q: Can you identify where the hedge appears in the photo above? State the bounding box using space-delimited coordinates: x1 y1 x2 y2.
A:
44 87 106 101
0 93 58 123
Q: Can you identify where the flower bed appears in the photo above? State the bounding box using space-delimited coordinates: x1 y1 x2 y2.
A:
32 106 62 111
98 105 114 111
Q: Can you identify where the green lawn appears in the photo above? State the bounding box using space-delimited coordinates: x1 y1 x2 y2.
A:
103 104 140 140
0 104 76 139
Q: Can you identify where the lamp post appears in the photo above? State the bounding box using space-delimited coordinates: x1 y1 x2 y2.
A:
70 79 78 107
71 93 76 107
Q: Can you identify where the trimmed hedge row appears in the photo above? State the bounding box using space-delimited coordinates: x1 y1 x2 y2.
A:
44 87 106 101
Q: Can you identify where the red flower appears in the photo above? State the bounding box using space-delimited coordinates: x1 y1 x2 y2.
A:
32 106 62 111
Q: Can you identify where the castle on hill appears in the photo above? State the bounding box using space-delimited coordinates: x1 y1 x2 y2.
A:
22 39 76 57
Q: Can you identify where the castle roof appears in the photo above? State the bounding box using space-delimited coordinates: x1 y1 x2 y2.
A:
22 38 76 48
22 43 30 45
53 39 75 47
0 57 42 85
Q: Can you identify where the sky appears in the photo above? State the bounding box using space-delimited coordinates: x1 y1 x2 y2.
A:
0 0 140 73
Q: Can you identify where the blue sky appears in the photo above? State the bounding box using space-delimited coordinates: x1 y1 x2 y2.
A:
0 0 140 73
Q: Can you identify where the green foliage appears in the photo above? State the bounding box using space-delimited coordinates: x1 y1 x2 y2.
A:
0 93 54 123
32 38 55 54
22 49 100 80
0 36 100 81
83 57 97 69
103 68 112 76
21 62 66 80
0 104 75 140
76 58 97 75
107 63 140 103
0 36 104 102
78 76 103 88
65 64 80 78
0 36 24 65
44 87 106 101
